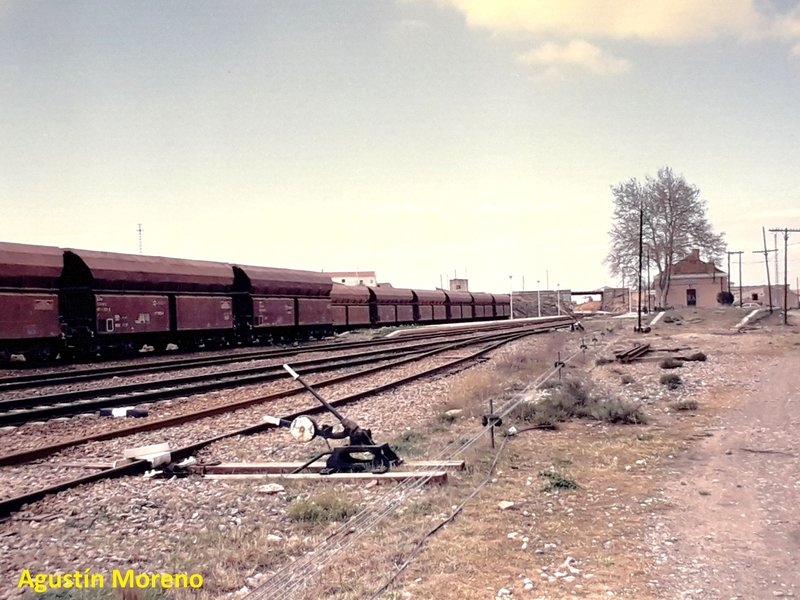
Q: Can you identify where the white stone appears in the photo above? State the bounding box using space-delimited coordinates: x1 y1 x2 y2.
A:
498 501 515 510
257 483 285 494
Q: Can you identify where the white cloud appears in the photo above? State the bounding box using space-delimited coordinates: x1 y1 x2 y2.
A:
792 42 800 57
518 39 630 75
436 0 790 44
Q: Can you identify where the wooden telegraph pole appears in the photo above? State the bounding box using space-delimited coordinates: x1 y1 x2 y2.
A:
768 227 800 325
753 227 776 313
726 251 743 304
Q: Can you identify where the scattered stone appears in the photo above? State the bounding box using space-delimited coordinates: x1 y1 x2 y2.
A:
256 483 285 494
498 501 515 510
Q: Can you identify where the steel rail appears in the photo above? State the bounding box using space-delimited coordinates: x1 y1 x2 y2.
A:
0 342 462 425
0 336 474 412
0 322 569 465
0 316 571 390
0 326 565 518
0 320 574 424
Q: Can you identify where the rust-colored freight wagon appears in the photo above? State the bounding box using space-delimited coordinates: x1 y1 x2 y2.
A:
369 286 415 325
330 284 371 328
470 292 494 319
60 248 234 352
412 289 447 323
96 294 170 334
493 294 511 318
174 296 232 331
233 265 332 340
445 290 473 320
0 242 64 359
0 293 61 340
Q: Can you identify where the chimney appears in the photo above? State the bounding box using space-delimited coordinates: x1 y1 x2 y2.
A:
690 248 700 260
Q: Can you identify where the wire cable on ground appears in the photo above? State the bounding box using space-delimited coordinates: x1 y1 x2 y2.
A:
368 435 510 600
244 335 609 600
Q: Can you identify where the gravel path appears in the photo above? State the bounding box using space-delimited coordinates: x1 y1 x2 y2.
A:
645 346 800 600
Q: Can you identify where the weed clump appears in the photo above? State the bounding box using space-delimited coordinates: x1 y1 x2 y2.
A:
539 469 579 491
510 378 647 426
586 398 648 424
390 430 425 456
660 373 683 389
660 358 683 369
683 352 707 362
620 374 635 385
595 356 615 366
287 492 358 524
671 399 699 411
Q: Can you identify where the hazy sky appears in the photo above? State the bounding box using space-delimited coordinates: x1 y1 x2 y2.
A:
2 0 799 293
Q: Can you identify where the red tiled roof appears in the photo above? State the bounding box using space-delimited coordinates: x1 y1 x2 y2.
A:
671 249 725 276
326 271 377 278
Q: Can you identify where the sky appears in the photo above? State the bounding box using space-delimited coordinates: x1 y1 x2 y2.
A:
1 0 800 294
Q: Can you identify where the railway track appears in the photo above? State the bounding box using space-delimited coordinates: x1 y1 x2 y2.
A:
0 320 573 517
0 317 569 392
0 319 574 424
0 340 453 425
0 323 564 426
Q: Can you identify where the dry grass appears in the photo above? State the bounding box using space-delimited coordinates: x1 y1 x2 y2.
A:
443 333 569 419
509 377 647 426
445 369 505 417
671 398 699 411
379 419 691 600
287 490 359 524
660 357 683 369
24 589 167 600
660 373 683 389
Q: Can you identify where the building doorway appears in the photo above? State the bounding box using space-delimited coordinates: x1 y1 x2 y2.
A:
686 289 697 306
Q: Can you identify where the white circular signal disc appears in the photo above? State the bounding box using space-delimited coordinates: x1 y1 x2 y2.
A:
290 416 316 442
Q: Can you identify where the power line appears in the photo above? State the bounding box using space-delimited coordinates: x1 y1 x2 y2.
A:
753 227 777 312
768 227 800 325
726 251 743 302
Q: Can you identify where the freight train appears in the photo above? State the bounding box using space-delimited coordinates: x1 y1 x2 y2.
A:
0 241 511 363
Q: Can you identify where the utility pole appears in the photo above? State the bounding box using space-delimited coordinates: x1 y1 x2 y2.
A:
636 202 643 332
137 224 143 254
754 227 776 313
726 251 743 304
537 280 541 318
509 275 514 320
769 227 800 326
726 252 732 293
774 233 779 286
647 248 653 314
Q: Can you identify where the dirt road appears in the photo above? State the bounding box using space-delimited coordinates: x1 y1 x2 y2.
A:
648 339 800 599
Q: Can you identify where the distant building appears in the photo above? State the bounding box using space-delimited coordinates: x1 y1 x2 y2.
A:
326 271 377 287
658 249 727 308
733 284 799 309
449 278 469 292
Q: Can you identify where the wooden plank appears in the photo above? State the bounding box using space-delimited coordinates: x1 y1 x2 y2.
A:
201 470 448 484
51 462 115 470
189 460 465 474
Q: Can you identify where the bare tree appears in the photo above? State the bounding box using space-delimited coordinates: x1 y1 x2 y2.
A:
606 167 726 307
